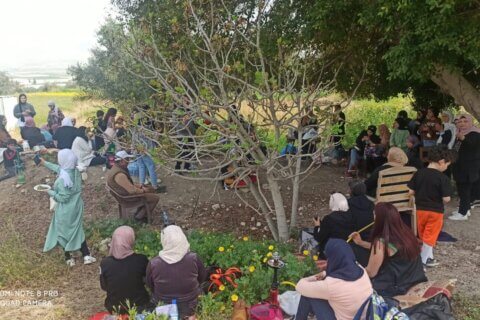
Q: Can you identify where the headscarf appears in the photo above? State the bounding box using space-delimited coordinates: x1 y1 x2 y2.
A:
24 116 36 128
159 225 190 264
439 111 457 149
61 117 74 127
349 180 366 196
329 193 349 212
109 226 135 260
456 114 480 136
57 149 77 188
387 147 408 166
325 239 364 281
48 100 59 116
395 117 408 130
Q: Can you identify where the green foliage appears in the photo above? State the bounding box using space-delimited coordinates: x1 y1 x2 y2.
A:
453 294 480 320
296 0 480 109
86 220 317 306
342 96 414 147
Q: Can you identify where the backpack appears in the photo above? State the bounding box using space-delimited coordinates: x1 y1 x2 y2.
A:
353 292 409 320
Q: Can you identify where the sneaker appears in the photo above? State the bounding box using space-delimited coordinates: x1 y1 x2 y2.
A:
471 200 480 208
448 212 468 221
83 255 97 265
66 258 76 267
451 210 471 217
425 258 440 268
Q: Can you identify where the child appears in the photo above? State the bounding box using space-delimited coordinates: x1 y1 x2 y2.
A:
407 145 455 267
0 139 18 182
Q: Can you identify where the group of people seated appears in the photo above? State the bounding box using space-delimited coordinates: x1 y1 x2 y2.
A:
345 109 480 223
99 225 204 320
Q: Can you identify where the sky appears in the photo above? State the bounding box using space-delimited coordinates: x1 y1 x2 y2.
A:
0 0 111 70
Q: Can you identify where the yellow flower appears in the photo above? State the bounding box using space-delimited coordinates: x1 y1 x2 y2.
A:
303 250 309 256
313 255 318 261
243 236 249 241
231 294 239 302
267 252 273 257
268 245 274 251
218 246 225 252
248 266 255 273
219 285 225 291
220 305 226 311
263 257 267 263
230 245 234 248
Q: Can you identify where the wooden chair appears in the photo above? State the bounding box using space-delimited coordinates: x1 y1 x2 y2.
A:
376 166 417 235
106 184 152 223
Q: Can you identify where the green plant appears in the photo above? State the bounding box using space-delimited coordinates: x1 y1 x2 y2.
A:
86 220 317 307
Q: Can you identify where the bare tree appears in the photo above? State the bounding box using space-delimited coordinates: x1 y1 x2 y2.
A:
112 0 364 241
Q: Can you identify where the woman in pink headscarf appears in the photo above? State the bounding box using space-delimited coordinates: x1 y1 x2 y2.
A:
449 114 480 221
99 226 151 314
20 116 45 148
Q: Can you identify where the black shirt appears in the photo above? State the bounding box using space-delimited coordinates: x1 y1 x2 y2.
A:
53 126 78 149
313 211 355 258
407 168 452 213
100 253 150 314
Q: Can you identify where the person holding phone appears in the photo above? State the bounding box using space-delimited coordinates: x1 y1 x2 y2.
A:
13 94 36 123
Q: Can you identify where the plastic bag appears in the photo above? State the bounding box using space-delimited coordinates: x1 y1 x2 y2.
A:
278 291 300 316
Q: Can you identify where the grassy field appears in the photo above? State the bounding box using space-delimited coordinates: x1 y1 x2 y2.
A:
26 91 106 127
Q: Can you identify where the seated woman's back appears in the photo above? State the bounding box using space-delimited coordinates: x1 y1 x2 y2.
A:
147 251 205 302
296 239 373 320
100 226 151 314
356 202 427 297
146 225 206 319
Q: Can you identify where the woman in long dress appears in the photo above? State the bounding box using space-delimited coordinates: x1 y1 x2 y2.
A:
41 149 96 266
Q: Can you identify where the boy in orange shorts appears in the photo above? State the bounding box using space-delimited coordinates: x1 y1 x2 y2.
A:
408 145 455 267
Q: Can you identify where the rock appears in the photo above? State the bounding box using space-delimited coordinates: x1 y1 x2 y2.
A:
240 222 246 226
238 203 242 207
256 222 262 227
262 184 270 190
45 178 51 183
203 207 208 211
298 207 304 211
264 226 269 231
475 246 480 251
251 216 255 221
221 204 226 209
250 227 258 230
307 203 313 208
212 204 221 211
226 208 230 212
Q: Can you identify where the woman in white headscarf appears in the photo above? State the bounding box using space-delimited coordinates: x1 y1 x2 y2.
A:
40 149 96 266
438 111 456 149
313 193 352 258
146 225 207 319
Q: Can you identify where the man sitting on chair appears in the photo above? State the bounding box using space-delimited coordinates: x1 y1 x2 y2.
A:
106 151 160 222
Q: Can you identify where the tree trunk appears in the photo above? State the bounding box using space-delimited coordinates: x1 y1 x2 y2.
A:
267 173 290 242
431 67 480 120
289 156 302 232
248 182 279 241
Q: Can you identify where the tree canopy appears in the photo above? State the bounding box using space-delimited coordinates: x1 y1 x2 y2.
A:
296 0 480 116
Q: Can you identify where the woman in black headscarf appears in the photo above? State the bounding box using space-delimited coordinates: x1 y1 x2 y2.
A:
295 239 373 320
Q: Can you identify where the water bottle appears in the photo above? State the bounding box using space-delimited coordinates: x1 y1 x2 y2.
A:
170 299 179 320
22 140 30 152
162 211 175 227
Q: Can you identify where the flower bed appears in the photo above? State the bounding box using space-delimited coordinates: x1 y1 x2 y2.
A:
87 219 317 319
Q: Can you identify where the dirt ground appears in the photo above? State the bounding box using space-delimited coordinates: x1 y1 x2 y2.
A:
0 161 479 319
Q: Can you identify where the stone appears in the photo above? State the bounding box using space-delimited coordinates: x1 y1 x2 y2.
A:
251 227 258 230
251 216 255 221
256 222 262 227
298 207 304 211
212 204 221 211
240 222 246 226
